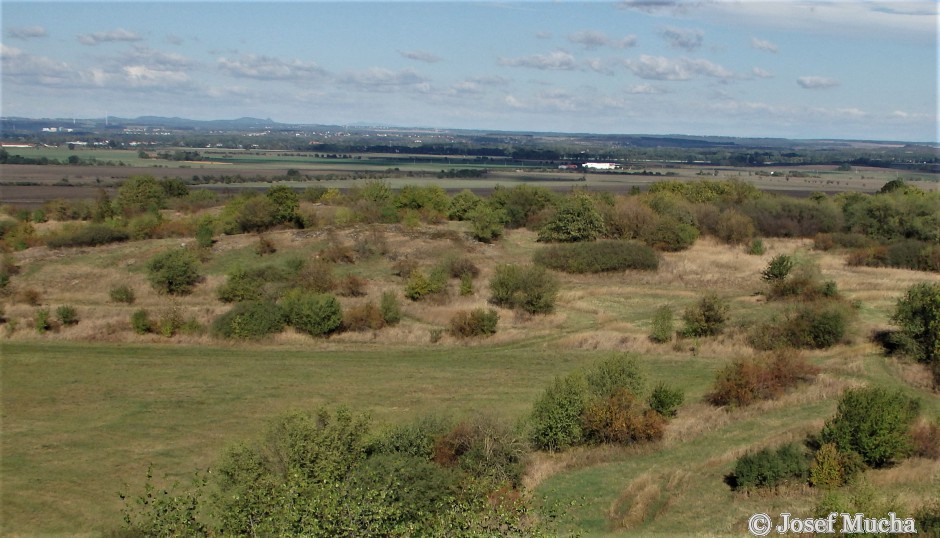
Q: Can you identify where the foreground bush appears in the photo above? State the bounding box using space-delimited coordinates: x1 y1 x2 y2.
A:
537 193 606 243
448 308 499 338
707 351 819 407
529 373 589 451
109 285 136 304
890 282 940 370
581 388 665 445
821 386 920 468
489 264 558 315
211 301 286 339
680 292 729 337
750 302 852 350
282 290 343 337
147 249 201 295
730 443 810 491
343 302 385 332
533 240 658 274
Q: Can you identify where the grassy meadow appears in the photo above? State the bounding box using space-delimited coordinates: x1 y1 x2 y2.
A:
2 210 939 536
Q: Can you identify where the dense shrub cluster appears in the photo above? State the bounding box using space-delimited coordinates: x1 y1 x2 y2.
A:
529 354 682 452
533 240 658 274
680 292 729 337
281 291 343 337
210 300 286 339
750 302 852 350
146 249 202 295
730 443 810 491
489 264 558 315
706 351 820 407
820 387 920 468
45 224 129 249
448 308 499 338
537 193 606 243
887 282 940 384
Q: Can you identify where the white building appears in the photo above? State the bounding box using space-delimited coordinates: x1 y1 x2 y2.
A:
583 162 618 170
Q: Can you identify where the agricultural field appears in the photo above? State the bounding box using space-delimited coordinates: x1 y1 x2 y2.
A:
1 175 939 536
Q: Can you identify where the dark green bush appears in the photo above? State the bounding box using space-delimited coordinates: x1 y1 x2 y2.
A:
448 189 483 221
821 386 920 468
211 300 286 339
131 309 152 334
489 264 559 315
649 305 674 343
466 204 506 243
45 224 129 248
751 303 851 350
680 292 729 337
448 308 499 338
488 184 556 229
35 307 51 334
730 443 810 491
235 196 278 233
537 193 606 243
648 383 684 417
585 353 646 400
115 175 167 215
747 238 766 255
890 283 940 385
147 249 201 295
640 216 699 252
281 291 342 337
109 285 136 305
533 240 658 274
761 254 794 282
217 267 264 303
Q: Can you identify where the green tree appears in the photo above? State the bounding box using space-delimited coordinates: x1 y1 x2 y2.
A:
265 185 300 225
891 282 940 368
529 372 589 451
115 175 167 215
489 264 559 314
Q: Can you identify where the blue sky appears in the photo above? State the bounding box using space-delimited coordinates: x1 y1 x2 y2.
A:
2 1 937 141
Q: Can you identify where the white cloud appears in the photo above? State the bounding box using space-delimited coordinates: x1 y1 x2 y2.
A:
338 67 429 91
625 83 668 94
618 0 697 15
659 26 704 51
1 44 75 85
399 50 442 63
623 55 734 80
77 28 142 45
751 67 774 79
567 29 637 50
499 50 579 71
797 76 840 89
750 37 778 53
218 54 325 81
7 26 47 40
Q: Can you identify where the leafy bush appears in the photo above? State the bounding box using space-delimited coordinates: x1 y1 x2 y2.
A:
714 210 755 245
761 254 794 282
648 383 684 417
343 302 385 332
281 291 343 337
446 256 480 279
640 216 699 252
585 353 646 400
265 185 299 225
431 415 528 486
809 442 865 489
211 300 286 339
533 240 658 274
537 193 606 243
380 291 402 325
336 274 367 297
115 175 167 215
488 184 555 229
489 264 559 315
131 309 152 334
649 305 674 343
448 189 483 221
750 302 851 350
747 237 766 255
56 305 79 326
370 414 453 459
466 204 506 243
529 372 589 451
234 196 278 233
45 223 129 248
109 285 136 305
581 388 665 445
404 268 447 301
448 308 499 338
890 282 940 369
35 307 51 334
821 386 920 468
217 267 264 303
147 249 201 295
294 259 336 293
707 351 819 407
680 292 729 337
730 443 810 491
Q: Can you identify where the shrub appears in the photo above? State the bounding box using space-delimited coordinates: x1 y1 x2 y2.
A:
459 273 473 296
235 196 278 233
488 184 555 229
380 291 402 325
195 218 215 249
17 288 42 306
446 256 480 279
448 308 499 338
890 282 940 368
131 309 152 334
640 216 699 252
649 305 674 343
147 249 201 295
533 240 658 274
115 175 167 215
751 303 851 350
281 291 342 337
581 388 665 445
809 442 864 489
466 204 506 243
217 268 264 303
489 264 559 315
45 223 129 248
109 285 136 304
761 254 794 282
585 353 646 400
431 415 527 486
714 210 755 245
911 419 940 459
648 383 684 417
294 259 335 293
157 305 183 338
56 305 79 326
211 300 286 339
529 372 589 451
404 269 446 301
730 443 810 491
537 193 606 243
448 189 483 221
255 234 276 256
35 307 51 334
265 185 299 225
336 274 367 297
821 386 920 468
680 292 729 337
747 237 766 255
707 351 819 407
343 302 386 332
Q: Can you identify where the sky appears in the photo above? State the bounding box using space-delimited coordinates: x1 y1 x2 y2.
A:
2 1 938 141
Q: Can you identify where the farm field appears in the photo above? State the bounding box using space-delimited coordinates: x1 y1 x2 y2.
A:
2 212 939 535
